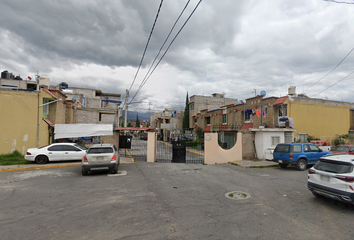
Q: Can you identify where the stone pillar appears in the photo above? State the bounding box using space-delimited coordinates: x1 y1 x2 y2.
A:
147 131 157 163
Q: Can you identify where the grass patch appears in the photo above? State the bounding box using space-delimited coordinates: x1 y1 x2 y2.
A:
0 151 29 165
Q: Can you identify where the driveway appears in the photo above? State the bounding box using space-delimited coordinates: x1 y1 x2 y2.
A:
0 162 353 240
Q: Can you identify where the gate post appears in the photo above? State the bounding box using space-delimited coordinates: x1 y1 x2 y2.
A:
147 131 157 162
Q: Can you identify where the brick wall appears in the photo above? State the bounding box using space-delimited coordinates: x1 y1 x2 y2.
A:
242 131 256 159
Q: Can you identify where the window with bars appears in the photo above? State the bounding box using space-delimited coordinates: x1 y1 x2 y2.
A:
271 136 280 146
42 99 49 115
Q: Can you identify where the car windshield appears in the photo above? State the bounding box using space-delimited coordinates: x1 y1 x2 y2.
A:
331 146 349 152
275 145 290 153
75 144 88 150
88 147 113 154
314 159 354 174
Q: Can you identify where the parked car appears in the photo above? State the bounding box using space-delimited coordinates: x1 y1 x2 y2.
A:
308 154 354 204
81 144 119 176
330 145 354 155
140 133 148 140
25 143 87 164
273 143 333 171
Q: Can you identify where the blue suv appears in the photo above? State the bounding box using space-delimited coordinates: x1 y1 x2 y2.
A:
273 143 333 171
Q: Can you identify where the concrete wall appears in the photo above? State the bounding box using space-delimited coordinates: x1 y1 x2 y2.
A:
254 131 284 159
288 101 350 140
101 132 119 147
204 132 242 164
242 131 255 159
0 89 52 154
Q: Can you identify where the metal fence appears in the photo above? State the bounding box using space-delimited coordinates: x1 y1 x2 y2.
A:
156 140 204 164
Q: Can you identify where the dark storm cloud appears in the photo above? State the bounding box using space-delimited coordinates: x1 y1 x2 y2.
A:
1 0 354 107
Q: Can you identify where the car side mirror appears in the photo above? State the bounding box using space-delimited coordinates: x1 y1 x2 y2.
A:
319 149 323 152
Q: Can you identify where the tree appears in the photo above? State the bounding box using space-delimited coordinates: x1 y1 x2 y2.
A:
182 92 190 132
135 114 140 128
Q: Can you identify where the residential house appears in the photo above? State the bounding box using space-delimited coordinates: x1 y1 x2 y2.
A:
189 93 239 130
0 87 72 155
57 86 122 128
193 87 354 160
150 108 184 141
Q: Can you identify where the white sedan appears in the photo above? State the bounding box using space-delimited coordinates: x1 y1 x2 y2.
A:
25 143 87 164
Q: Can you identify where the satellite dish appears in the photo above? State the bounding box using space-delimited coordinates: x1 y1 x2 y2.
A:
214 107 217 110
72 97 77 102
260 90 266 97
237 100 242 104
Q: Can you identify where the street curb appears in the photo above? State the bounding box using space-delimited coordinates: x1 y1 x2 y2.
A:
229 162 279 168
0 162 131 173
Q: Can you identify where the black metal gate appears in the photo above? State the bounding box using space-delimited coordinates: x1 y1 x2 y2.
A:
156 139 204 164
120 136 147 161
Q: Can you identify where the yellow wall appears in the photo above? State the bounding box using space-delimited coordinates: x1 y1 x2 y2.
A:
288 101 350 140
0 90 51 155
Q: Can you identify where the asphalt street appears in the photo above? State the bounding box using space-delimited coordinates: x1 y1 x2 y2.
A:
0 162 353 240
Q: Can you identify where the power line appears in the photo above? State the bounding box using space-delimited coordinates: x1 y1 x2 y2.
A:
127 0 164 93
312 70 354 97
304 46 354 92
128 0 191 102
129 0 203 104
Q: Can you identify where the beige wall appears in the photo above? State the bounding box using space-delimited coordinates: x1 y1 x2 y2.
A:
0 89 52 154
147 131 157 162
204 132 242 164
288 101 350 140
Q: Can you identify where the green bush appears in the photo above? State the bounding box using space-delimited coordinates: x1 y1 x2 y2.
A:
186 141 204 150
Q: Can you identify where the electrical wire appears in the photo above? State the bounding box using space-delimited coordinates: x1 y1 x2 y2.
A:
128 0 191 102
312 70 354 97
304 46 354 92
127 0 164 94
129 0 203 104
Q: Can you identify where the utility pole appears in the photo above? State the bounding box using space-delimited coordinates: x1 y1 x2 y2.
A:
124 89 129 127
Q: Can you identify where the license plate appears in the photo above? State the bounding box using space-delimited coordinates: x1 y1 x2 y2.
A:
279 160 283 163
97 156 103 161
320 175 330 182
91 167 108 170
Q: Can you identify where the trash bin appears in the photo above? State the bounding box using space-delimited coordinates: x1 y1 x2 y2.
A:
172 140 186 163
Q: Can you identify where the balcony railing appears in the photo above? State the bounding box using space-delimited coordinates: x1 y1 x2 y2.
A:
212 124 241 131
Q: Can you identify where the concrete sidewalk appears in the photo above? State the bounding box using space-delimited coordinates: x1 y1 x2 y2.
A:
231 159 278 168
0 156 135 173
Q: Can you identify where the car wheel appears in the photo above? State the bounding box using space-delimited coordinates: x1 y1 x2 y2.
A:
35 155 48 164
312 191 320 198
82 168 88 176
279 163 288 168
296 159 307 171
111 164 118 174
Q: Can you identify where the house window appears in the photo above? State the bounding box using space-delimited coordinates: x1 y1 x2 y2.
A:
222 114 227 124
190 103 194 111
42 99 49 115
271 136 280 146
245 110 253 122
279 105 287 117
206 117 210 125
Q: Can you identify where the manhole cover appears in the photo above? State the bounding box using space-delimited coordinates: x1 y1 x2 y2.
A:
225 191 251 200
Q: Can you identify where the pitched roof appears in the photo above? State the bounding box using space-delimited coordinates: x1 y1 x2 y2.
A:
43 118 55 128
273 96 288 105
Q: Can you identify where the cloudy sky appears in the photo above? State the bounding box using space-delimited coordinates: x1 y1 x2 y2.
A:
1 0 354 112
